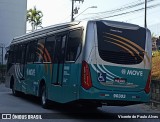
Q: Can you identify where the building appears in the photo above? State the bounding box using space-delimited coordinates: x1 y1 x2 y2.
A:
0 0 27 64
156 36 160 50
152 37 157 51
152 36 160 51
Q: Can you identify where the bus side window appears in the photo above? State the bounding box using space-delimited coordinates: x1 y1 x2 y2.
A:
54 37 62 63
20 44 27 64
14 45 18 63
54 35 67 64
44 36 55 63
12 45 17 64
8 46 14 63
7 45 14 71
26 40 37 63
65 29 82 62
35 38 45 63
17 44 23 63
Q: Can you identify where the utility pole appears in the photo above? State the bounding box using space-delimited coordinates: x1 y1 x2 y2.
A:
144 0 147 28
1 46 3 65
71 0 74 21
71 0 84 22
74 6 97 20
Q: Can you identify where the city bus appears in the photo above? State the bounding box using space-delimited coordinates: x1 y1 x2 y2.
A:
5 20 152 108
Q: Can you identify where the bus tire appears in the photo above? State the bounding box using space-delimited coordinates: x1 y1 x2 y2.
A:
41 85 49 109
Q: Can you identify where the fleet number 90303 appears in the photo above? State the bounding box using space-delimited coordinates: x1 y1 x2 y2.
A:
113 94 126 99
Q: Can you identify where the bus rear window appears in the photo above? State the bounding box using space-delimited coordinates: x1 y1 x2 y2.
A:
96 21 146 65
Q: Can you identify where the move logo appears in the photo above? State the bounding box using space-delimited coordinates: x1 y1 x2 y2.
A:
121 69 143 77
27 69 35 76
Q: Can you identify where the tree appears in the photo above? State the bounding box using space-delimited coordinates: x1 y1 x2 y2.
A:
152 33 158 51
152 33 157 41
27 6 43 31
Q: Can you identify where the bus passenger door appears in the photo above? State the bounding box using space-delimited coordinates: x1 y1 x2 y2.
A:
50 29 82 103
48 35 67 102
63 29 82 102
20 44 27 93
52 35 66 86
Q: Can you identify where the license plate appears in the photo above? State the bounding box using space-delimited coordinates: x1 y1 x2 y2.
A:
113 94 126 99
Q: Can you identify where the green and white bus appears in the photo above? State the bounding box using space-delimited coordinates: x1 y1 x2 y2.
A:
5 20 152 108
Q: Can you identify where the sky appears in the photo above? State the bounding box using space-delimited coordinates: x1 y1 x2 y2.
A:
27 0 160 36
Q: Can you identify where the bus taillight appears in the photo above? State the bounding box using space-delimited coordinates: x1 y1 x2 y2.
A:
145 72 151 94
81 61 92 90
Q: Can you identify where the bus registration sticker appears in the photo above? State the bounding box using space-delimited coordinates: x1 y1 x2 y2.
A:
114 78 126 84
98 73 106 82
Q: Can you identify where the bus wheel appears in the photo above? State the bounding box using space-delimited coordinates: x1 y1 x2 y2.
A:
41 85 49 109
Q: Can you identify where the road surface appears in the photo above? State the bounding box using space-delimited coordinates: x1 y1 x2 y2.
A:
0 83 159 122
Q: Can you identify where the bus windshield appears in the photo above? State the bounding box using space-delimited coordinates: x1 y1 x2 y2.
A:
96 21 146 65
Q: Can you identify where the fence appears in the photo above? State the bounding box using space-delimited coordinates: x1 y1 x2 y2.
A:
150 80 160 109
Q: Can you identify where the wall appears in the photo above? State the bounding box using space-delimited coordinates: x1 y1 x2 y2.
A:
0 0 27 64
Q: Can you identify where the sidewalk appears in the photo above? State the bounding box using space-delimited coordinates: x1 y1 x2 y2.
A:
138 103 160 113
0 83 11 92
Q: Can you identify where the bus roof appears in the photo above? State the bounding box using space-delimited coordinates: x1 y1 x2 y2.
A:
11 19 146 45
11 21 81 44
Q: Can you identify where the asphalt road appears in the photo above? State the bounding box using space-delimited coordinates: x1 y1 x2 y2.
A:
0 83 159 122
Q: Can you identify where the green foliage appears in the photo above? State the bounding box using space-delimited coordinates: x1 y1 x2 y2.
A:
152 51 160 57
152 51 160 80
27 6 43 31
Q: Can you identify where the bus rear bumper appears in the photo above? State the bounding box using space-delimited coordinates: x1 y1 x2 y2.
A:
79 87 150 106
